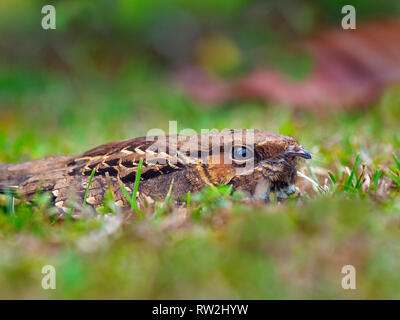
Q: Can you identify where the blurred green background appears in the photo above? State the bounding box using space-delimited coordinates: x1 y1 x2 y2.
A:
1 0 400 299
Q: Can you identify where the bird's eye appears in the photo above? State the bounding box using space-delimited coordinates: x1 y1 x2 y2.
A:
232 146 253 161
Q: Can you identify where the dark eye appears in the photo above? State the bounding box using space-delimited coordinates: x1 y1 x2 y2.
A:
232 146 253 161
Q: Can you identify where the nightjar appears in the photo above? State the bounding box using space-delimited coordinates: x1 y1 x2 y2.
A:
0 129 311 211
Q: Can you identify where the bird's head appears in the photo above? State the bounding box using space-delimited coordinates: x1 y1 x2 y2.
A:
187 129 311 200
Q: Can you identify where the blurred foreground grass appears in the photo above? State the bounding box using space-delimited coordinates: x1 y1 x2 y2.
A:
1 63 400 299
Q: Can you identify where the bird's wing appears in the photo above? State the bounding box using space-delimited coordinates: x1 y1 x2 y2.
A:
67 135 204 183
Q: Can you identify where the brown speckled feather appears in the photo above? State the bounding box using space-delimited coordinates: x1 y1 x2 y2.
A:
0 130 311 212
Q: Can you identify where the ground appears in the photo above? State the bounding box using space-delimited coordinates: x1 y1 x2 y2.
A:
1 63 400 299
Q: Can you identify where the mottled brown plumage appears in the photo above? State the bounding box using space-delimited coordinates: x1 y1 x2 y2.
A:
0 130 311 211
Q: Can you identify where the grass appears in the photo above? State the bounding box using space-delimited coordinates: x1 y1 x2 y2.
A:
119 158 144 217
82 168 96 211
1 63 400 299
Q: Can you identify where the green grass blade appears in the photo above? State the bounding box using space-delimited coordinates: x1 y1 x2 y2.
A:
120 183 134 209
4 188 15 215
328 171 337 184
345 155 360 191
373 170 381 188
388 174 400 187
82 168 96 209
132 158 143 206
119 158 144 218
307 164 319 184
164 181 173 204
186 191 191 208
227 184 233 195
388 170 400 187
119 183 143 218
355 165 363 190
393 153 400 171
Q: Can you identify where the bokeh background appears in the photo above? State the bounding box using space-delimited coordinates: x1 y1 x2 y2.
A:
2 0 400 161
1 0 400 299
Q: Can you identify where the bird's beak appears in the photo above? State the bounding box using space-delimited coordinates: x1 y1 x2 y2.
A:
287 145 312 159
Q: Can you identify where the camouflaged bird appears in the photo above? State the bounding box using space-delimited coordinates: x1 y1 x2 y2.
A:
0 130 311 211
